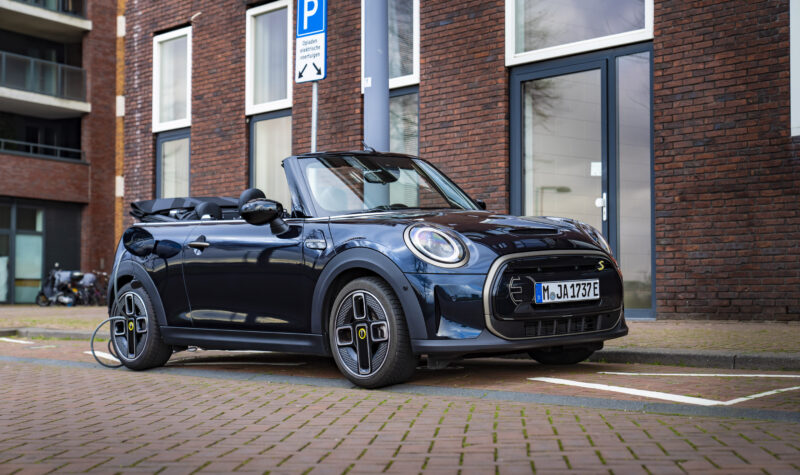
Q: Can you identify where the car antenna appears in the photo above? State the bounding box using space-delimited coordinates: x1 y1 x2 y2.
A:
361 141 376 153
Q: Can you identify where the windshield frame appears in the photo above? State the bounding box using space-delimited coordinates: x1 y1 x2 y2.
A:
289 153 480 218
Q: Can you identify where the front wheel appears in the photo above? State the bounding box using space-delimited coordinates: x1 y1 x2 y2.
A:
328 277 415 388
528 347 595 365
35 291 50 307
109 283 172 370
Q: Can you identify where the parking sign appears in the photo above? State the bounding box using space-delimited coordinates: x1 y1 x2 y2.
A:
295 0 326 83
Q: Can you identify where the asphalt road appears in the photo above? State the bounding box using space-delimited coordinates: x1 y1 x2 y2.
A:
0 337 799 474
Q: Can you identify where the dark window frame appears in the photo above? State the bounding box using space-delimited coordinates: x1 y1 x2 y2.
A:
155 128 191 199
509 41 655 319
0 199 47 305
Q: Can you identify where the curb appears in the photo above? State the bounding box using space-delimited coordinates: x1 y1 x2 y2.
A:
4 327 94 340
593 348 800 371
2 327 798 371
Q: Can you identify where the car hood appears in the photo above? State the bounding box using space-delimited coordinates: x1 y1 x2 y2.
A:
327 209 607 256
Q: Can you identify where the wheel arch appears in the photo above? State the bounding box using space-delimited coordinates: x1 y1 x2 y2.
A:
107 259 168 328
311 248 427 349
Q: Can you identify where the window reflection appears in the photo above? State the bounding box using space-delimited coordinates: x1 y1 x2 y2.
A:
515 0 645 54
617 51 652 309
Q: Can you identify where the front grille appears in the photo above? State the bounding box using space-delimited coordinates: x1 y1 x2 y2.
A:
485 252 624 339
524 313 616 338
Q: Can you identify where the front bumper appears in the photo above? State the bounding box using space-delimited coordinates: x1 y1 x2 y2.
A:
411 315 628 357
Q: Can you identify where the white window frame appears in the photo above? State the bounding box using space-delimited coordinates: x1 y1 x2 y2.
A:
246 0 293 116
792 0 800 135
360 0 420 92
505 0 654 66
152 26 192 133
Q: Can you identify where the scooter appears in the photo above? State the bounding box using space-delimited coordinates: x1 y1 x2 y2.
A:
35 263 83 306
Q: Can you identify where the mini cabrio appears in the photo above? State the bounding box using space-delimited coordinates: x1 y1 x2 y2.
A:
111 151 627 388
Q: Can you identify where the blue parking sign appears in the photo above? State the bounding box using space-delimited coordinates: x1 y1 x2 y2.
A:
297 0 326 37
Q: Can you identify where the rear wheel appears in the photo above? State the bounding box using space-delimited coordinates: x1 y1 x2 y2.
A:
328 277 415 388
528 347 595 365
110 283 172 370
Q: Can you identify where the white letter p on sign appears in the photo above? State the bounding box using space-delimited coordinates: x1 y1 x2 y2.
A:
304 0 318 30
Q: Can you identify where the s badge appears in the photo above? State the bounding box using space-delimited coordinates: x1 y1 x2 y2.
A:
597 260 605 271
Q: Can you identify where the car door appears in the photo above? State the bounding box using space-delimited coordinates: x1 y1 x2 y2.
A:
147 224 195 327
181 220 311 333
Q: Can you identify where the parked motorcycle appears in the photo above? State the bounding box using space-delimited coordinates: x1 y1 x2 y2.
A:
35 263 84 307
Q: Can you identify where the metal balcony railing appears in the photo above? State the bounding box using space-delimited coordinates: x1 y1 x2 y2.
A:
11 0 86 18
0 138 83 160
0 51 86 101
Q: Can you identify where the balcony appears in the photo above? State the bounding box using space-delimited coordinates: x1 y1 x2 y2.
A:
0 51 90 118
0 0 91 42
0 138 83 161
13 0 85 17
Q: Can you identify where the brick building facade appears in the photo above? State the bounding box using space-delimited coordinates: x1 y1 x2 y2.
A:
0 0 117 303
122 0 799 320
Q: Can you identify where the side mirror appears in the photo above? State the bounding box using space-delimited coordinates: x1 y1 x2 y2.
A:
240 199 290 235
123 227 155 257
154 240 181 259
475 199 487 210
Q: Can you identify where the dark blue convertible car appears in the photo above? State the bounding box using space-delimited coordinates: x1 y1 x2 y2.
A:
111 151 627 388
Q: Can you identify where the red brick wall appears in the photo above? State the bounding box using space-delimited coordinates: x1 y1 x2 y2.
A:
124 0 242 229
653 0 800 320
0 154 90 203
82 0 118 271
418 1 508 213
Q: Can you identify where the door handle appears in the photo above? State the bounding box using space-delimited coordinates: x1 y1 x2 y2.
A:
594 192 607 221
187 241 210 250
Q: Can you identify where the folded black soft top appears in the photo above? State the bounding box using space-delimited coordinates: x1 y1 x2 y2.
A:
131 197 239 222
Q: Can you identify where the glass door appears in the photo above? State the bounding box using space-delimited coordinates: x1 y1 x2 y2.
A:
511 44 654 317
521 66 605 233
0 204 9 303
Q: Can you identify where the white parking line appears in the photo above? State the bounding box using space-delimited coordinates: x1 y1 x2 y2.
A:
84 350 120 364
528 377 800 406
599 372 800 378
0 337 34 345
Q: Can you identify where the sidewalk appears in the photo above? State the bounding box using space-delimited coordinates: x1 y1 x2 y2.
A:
1 305 799 369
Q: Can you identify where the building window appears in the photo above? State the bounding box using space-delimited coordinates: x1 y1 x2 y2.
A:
389 87 418 155
361 0 420 90
250 110 293 207
156 129 190 198
246 1 293 115
505 0 653 66
152 27 191 132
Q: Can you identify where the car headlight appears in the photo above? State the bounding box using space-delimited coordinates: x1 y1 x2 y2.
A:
404 225 468 268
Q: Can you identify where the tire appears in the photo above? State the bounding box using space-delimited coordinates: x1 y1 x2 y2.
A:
35 292 50 307
109 283 172 370
328 277 416 388
528 347 595 365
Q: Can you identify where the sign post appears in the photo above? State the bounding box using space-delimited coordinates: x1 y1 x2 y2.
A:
295 0 326 152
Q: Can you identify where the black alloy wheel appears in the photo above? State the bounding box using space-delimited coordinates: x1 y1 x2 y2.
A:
110 283 172 370
329 277 415 388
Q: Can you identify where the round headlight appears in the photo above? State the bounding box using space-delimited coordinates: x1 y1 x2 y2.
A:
404 225 468 267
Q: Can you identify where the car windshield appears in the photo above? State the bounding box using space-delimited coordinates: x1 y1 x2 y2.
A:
298 155 478 216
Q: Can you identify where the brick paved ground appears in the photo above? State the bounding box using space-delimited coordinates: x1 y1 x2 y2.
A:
2 306 800 354
1 337 800 413
0 358 799 475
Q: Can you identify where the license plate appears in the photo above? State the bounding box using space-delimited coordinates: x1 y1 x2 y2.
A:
535 279 599 304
